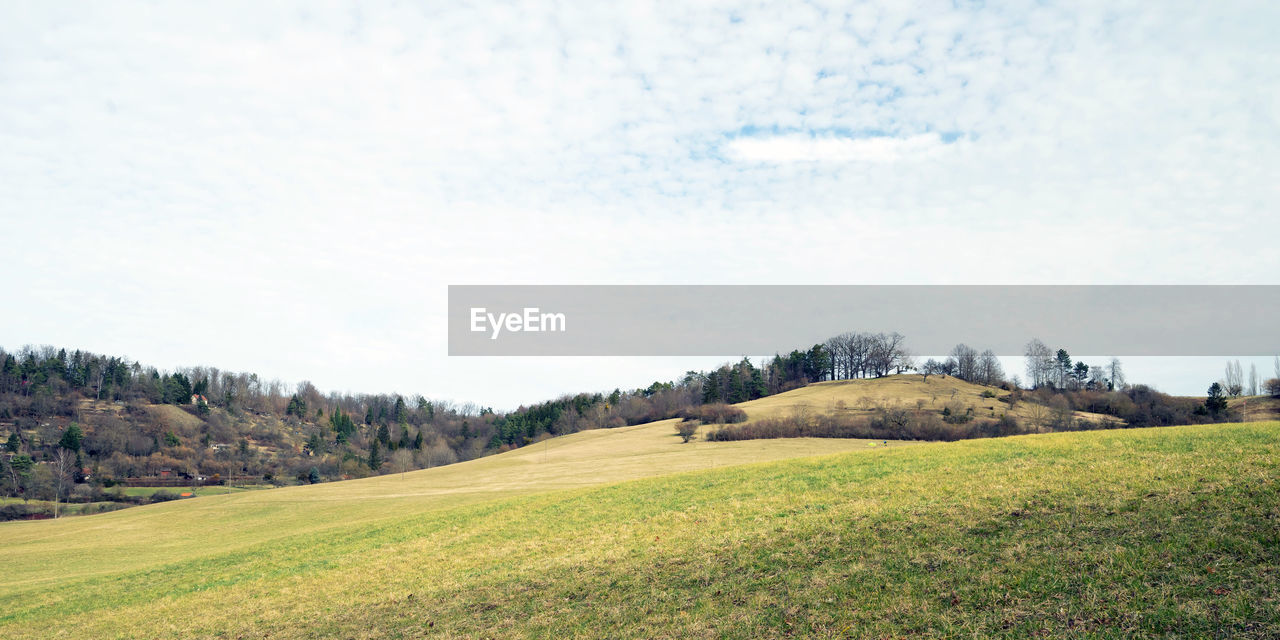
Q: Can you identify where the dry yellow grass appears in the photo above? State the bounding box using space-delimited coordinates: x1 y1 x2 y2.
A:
1230 394 1280 422
735 374 1118 426
142 403 207 432
0 415 901 594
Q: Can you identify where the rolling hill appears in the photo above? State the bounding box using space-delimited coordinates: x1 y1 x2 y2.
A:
729 373 1119 427
2 408 1278 638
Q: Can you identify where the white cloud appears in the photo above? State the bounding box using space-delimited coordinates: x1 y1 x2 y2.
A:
1 0 1277 406
727 133 950 163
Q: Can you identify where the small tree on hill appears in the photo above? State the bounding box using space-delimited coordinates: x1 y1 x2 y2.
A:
58 423 83 452
675 421 699 443
367 440 382 472
1205 382 1229 418
1263 378 1280 398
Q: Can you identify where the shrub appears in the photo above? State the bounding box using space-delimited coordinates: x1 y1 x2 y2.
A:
706 409 1026 443
0 503 52 521
678 403 747 425
674 421 699 443
149 490 181 503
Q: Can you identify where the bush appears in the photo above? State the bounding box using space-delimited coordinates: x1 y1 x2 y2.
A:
149 490 181 503
706 408 1027 443
674 421 699 443
678 403 747 425
0 503 51 521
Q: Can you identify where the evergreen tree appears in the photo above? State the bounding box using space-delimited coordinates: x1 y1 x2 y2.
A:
307 467 321 484
367 440 382 471
703 370 721 403
1055 349 1073 387
306 432 326 455
6 432 22 453
750 367 766 399
413 429 424 450
58 423 83 452
330 409 356 444
393 396 407 423
376 423 391 448
286 394 307 418
1205 382 1229 417
1073 361 1090 385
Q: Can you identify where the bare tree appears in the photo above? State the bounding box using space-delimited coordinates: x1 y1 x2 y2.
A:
390 449 414 477
1026 402 1049 432
52 448 74 518
1107 357 1125 391
919 358 943 381
1224 360 1244 397
1088 365 1108 390
1024 339 1054 389
948 344 979 382
976 350 1004 386
1248 364 1259 396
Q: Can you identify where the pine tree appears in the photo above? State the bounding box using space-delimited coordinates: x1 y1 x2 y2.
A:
1205 382 1229 417
367 440 382 471
394 396 407 423
58 423 83 452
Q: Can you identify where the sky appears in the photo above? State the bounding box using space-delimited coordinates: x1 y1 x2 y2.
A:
2 1 1278 409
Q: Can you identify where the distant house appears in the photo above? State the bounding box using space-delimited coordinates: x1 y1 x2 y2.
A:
159 469 172 478
190 394 209 406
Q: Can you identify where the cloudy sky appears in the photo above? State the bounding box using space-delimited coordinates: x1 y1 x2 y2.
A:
2 1 1278 408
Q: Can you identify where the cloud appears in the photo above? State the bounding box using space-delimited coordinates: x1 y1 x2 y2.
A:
1 1 1278 406
727 133 951 163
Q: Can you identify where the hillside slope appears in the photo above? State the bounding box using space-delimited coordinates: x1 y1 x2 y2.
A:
2 420 1278 638
733 373 1118 426
0 419 889 593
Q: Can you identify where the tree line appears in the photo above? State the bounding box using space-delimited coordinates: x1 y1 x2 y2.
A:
4 338 1274 518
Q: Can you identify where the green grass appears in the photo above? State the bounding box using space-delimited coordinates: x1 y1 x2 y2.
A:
1 421 1277 638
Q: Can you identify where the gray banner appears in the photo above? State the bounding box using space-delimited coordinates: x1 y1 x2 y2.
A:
448 285 1280 356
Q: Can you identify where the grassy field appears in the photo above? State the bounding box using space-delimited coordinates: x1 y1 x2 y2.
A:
1 415 1277 638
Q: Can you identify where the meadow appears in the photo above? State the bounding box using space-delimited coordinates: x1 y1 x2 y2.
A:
1 415 1277 638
